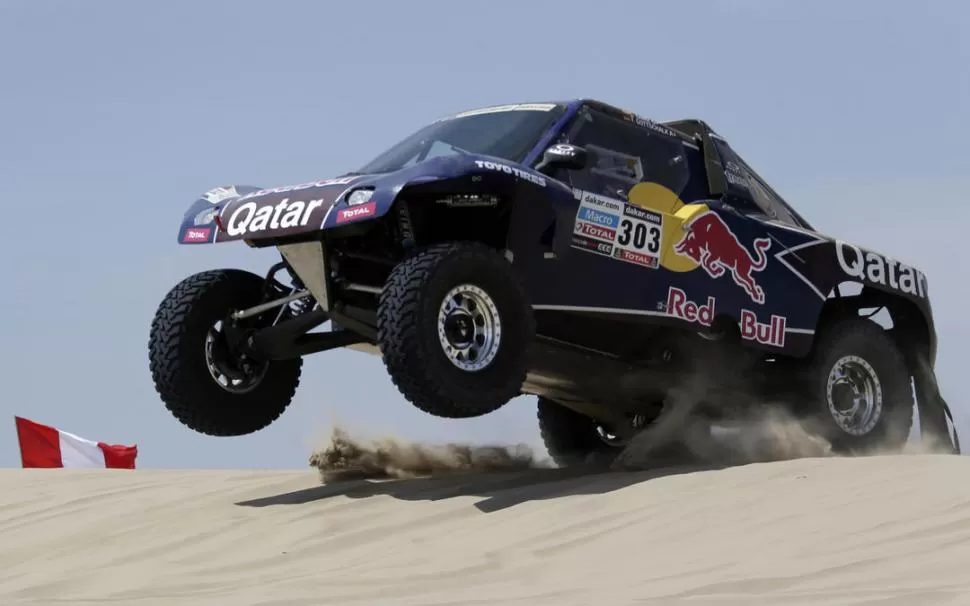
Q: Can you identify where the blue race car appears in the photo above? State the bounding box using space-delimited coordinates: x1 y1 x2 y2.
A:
148 99 959 465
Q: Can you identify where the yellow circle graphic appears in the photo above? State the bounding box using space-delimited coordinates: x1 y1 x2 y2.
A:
626 182 706 273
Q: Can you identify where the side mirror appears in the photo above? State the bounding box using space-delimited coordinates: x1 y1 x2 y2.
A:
535 143 589 174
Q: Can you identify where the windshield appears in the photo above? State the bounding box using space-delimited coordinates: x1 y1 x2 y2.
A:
355 103 566 174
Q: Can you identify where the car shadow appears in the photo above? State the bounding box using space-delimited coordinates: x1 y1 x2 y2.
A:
235 456 737 514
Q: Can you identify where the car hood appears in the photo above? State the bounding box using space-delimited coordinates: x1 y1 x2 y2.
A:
178 153 553 245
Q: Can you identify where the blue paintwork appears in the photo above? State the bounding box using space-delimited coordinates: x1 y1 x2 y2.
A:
173 98 937 362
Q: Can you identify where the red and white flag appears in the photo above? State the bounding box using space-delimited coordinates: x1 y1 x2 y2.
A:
14 416 138 469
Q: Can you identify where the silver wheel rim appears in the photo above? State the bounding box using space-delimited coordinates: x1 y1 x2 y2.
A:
436 284 502 372
826 355 882 436
204 320 268 393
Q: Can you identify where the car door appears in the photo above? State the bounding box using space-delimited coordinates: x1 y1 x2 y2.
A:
533 106 692 313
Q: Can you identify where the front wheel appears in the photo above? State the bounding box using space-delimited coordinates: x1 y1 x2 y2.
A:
800 317 914 453
377 242 535 418
148 268 303 436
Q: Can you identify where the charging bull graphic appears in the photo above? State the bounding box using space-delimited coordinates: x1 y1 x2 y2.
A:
673 211 771 304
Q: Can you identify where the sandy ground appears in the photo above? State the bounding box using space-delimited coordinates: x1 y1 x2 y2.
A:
3 452 970 605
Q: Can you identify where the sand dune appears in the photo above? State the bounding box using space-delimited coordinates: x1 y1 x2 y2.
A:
3 452 970 605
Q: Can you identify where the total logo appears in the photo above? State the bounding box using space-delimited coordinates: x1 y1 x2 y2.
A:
223 198 325 237
182 227 211 243
336 202 377 224
577 222 616 241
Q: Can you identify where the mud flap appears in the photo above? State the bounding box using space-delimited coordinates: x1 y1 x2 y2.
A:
912 355 961 454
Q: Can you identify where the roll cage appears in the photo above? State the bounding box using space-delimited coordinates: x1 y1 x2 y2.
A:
541 99 815 231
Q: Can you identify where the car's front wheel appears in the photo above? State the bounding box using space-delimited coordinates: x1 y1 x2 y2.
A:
377 242 535 418
148 268 303 436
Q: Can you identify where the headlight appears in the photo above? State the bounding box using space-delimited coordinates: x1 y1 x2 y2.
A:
346 189 374 206
193 207 220 226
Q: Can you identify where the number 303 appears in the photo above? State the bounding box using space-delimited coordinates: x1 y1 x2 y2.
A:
617 219 660 253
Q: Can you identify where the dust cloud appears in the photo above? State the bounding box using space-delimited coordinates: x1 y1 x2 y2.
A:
309 426 549 483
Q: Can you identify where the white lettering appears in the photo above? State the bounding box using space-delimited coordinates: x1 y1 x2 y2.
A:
835 239 927 298
279 201 307 228
474 160 547 187
835 240 865 280
224 198 323 237
226 202 257 236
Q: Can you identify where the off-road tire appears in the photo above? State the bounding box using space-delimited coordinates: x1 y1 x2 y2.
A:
801 317 914 453
377 242 534 418
537 398 623 467
148 268 303 436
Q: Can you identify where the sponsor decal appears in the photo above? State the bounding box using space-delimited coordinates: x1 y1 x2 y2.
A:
336 201 377 224
614 248 656 268
201 186 240 204
223 197 325 237
473 160 547 187
547 143 578 158
574 189 624 213
723 161 749 189
740 309 786 348
622 111 681 139
236 175 361 202
672 211 771 304
182 227 211 243
571 234 613 257
437 194 498 208
614 204 662 269
834 240 927 299
665 287 715 327
570 190 663 269
577 222 617 241
577 206 620 229
665 287 787 348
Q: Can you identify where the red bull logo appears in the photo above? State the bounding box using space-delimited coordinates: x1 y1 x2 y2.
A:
672 211 771 304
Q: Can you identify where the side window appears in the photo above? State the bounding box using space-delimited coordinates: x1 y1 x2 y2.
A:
561 109 690 201
712 137 806 227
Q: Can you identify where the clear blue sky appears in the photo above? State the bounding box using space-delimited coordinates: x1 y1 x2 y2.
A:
2 0 968 468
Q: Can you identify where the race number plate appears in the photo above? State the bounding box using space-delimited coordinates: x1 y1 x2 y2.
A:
570 190 663 269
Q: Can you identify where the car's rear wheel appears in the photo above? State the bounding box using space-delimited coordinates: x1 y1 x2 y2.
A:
537 397 626 467
377 241 534 418
148 268 303 436
800 317 914 453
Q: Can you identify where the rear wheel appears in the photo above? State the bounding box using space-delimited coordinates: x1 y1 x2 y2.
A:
800 317 914 453
537 398 637 467
148 269 303 436
377 242 534 418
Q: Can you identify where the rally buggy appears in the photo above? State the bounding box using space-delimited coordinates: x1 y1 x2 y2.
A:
148 99 960 465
